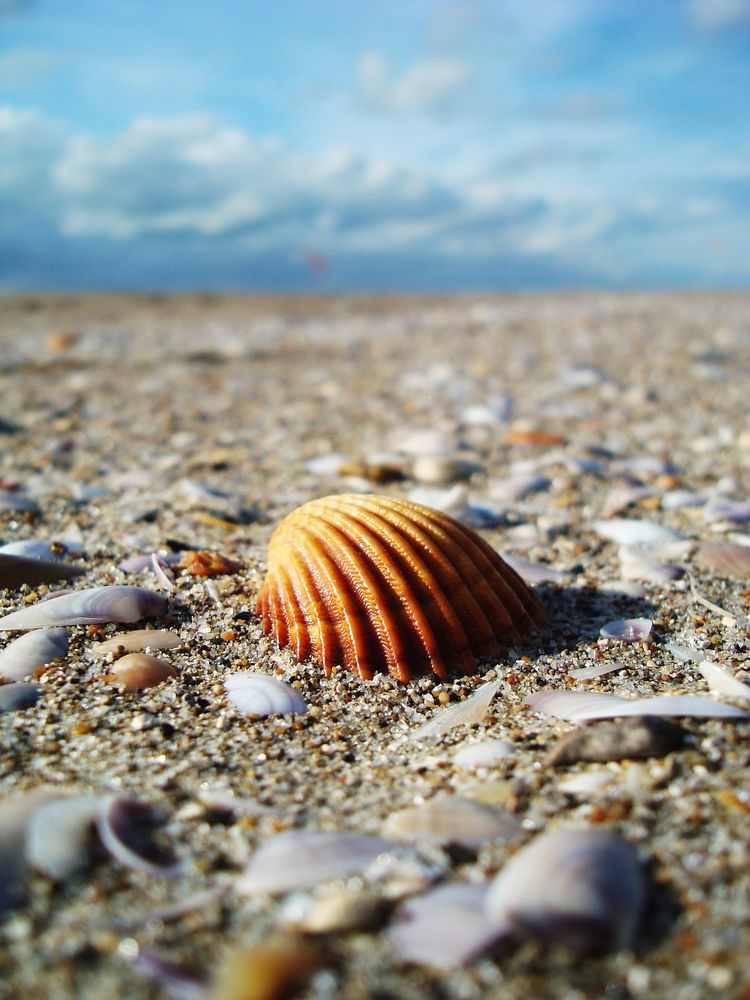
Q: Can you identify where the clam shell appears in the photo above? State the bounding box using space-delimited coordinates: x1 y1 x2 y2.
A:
25 795 102 880
0 553 85 589
0 585 168 631
107 653 177 690
382 794 521 848
0 628 68 681
485 827 644 951
256 493 546 681
0 682 42 712
90 628 181 659
225 672 308 717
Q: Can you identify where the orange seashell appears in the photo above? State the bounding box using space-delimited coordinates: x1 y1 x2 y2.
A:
255 494 546 682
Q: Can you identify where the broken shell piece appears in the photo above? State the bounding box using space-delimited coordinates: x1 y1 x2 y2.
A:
389 882 503 969
486 828 644 951
619 547 684 583
599 618 652 642
256 494 545 681
96 796 183 877
0 628 68 681
569 661 626 680
382 794 521 848
697 660 750 701
225 672 307 717
0 553 85 589
544 717 686 766
107 653 177 690
0 683 41 712
0 586 168 631
526 689 749 721
593 519 685 546
453 739 515 769
501 553 570 584
178 550 242 576
410 681 500 740
25 795 102 880
90 628 181 659
695 540 750 579
236 830 398 895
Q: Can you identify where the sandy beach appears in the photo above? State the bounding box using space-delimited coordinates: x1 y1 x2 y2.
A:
2 292 750 1000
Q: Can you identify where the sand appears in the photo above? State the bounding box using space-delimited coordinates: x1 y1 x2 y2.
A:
1 292 750 999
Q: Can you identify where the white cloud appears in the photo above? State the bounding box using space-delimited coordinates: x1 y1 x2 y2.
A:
357 50 470 114
1 105 747 288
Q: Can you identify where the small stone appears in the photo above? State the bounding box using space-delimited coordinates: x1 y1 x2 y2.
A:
296 888 387 934
544 716 686 767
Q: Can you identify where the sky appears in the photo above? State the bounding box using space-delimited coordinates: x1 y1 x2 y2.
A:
1 0 749 291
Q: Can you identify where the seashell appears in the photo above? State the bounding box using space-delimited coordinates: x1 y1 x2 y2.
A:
90 628 181 659
593 518 685 547
697 660 750 701
599 617 652 642
661 490 704 510
236 830 399 896
256 494 545 681
0 682 41 712
96 796 183 877
485 828 644 951
695 540 750 579
618 547 684 583
389 882 503 969
382 794 521 848
406 485 503 529
704 499 750 524
294 887 388 934
107 653 177 690
410 680 500 740
118 552 183 574
0 490 38 513
569 661 625 680
0 539 77 561
177 550 242 576
0 628 68 681
0 788 63 913
225 672 308 717
489 474 549 502
452 738 515 769
0 585 168 631
0 553 85 589
501 553 570 584
526 688 749 721
25 795 102 880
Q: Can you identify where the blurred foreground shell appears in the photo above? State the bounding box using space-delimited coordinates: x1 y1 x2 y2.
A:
256 494 546 681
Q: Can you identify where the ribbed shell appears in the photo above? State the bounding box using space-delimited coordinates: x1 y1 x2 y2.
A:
255 494 546 681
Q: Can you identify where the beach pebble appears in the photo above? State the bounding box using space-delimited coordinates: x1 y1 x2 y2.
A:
544 717 686 766
106 653 177 690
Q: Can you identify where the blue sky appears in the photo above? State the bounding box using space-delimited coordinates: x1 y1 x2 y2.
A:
1 0 748 290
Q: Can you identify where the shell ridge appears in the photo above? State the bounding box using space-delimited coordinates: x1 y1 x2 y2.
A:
299 516 403 679
312 507 449 680
340 496 497 655
335 499 477 673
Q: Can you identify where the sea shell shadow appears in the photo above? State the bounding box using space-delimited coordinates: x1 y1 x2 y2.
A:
498 581 659 659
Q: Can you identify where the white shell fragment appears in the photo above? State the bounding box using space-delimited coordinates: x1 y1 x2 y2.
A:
237 830 399 896
225 672 308 717
90 629 182 659
599 618 653 642
697 660 750 701
619 547 684 583
96 796 183 877
501 554 570 584
382 795 521 848
453 739 515 769
410 681 500 741
486 828 644 951
0 628 68 681
526 689 750 721
569 661 626 680
696 540 750 578
0 586 168 631
704 499 750 524
593 519 685 547
25 795 102 880
389 882 505 969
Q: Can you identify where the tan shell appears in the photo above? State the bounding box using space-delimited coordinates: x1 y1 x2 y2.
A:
255 493 546 681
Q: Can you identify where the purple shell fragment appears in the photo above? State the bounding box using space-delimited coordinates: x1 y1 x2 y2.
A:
0 586 168 631
96 797 183 878
599 618 652 642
